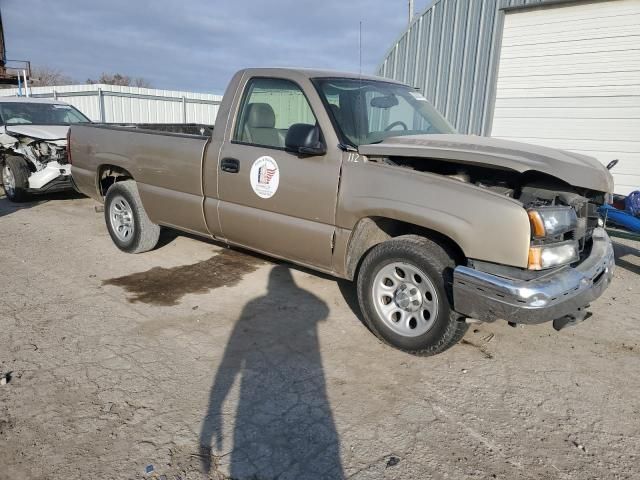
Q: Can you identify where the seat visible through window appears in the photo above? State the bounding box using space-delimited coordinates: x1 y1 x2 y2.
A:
241 103 282 147
233 77 318 149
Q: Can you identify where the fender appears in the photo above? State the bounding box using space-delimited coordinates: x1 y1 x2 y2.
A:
336 160 532 272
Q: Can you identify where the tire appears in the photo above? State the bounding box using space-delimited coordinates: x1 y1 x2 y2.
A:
2 155 31 202
104 180 160 253
356 235 468 356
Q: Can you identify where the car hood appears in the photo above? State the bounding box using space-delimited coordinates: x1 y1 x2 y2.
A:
5 124 69 141
358 134 614 193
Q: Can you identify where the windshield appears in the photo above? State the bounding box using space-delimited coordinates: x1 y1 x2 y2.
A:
0 102 90 125
313 78 456 147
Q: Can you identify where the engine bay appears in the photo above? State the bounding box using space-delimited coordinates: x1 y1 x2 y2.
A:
379 156 604 205
9 135 68 169
0 128 71 193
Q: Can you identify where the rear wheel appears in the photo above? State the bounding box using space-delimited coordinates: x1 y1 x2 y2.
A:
104 180 160 253
356 235 468 356
2 156 31 202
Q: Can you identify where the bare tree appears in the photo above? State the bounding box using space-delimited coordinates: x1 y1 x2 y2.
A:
29 66 74 86
87 73 153 88
0 66 154 89
131 77 153 88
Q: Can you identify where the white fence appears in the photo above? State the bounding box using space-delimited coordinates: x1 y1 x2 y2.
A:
0 84 222 125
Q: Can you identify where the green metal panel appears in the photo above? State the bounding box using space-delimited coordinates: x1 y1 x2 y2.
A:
377 0 579 135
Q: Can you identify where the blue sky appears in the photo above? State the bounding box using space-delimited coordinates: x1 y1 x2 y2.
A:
2 0 432 93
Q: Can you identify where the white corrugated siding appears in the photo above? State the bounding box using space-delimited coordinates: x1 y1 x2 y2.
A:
492 0 640 195
0 84 222 125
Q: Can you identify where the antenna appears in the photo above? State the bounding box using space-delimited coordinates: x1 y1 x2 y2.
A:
359 21 362 76
357 20 363 145
409 0 414 25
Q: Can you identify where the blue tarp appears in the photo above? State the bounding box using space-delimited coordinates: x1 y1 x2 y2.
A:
600 203 640 233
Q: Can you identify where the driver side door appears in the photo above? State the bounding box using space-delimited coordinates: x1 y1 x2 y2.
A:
216 76 342 270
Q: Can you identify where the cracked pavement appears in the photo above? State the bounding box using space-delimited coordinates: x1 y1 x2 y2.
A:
1 190 639 479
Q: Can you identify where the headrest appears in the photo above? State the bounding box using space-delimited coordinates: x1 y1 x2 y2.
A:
246 103 276 128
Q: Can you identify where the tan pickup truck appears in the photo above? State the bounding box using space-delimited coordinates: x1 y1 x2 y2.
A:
70 68 615 355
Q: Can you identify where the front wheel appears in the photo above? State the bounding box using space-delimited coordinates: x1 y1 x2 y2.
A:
356 235 468 356
104 180 160 253
2 156 31 202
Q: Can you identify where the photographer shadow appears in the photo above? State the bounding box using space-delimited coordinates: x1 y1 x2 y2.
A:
199 265 344 479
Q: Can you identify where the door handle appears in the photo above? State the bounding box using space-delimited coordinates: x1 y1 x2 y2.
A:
220 158 240 173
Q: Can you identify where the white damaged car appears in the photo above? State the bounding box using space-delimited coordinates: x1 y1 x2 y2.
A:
0 97 90 202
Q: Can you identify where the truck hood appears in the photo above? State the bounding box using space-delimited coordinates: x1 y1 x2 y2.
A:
5 125 69 141
358 134 613 193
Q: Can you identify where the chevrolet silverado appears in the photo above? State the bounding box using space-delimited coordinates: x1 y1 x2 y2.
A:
69 68 615 355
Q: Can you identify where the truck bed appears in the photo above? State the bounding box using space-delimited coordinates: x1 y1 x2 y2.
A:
70 123 212 234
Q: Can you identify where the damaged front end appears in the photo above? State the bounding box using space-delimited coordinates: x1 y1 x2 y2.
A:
451 174 615 330
359 135 616 330
453 228 614 330
1 127 72 195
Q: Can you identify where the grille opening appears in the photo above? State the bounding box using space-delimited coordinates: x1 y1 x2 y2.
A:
592 270 606 285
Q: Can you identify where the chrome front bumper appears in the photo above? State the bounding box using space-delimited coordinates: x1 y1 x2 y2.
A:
453 228 615 325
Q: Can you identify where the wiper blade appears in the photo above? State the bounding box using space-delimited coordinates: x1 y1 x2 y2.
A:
338 143 358 152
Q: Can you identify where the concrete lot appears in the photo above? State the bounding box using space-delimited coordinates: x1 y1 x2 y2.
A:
1 189 639 480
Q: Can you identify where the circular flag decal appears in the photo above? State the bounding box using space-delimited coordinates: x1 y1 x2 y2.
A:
250 156 280 199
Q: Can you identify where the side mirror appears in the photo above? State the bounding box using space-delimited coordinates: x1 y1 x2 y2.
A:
285 123 326 156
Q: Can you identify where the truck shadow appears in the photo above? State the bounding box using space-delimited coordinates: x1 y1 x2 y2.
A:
0 189 85 219
612 240 640 276
147 229 368 324
199 265 344 479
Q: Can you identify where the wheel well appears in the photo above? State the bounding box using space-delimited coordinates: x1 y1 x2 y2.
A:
98 165 133 197
1 154 34 172
345 217 466 280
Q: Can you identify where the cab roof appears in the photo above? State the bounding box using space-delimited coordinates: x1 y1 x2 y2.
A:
236 67 408 85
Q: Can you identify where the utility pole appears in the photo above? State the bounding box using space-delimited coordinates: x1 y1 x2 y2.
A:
408 0 414 25
0 9 7 79
0 7 31 86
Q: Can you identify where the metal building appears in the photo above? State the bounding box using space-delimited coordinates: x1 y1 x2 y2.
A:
0 84 222 125
378 0 640 195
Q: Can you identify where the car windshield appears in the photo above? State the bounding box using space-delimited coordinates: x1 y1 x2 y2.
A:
0 102 90 125
314 78 456 147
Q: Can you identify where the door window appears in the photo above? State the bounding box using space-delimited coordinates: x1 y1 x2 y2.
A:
233 78 317 149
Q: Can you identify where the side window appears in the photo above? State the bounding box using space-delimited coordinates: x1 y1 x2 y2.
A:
233 78 317 149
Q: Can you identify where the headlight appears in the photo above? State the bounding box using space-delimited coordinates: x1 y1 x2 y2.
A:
527 207 577 238
528 241 579 270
